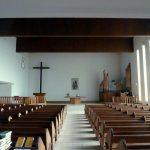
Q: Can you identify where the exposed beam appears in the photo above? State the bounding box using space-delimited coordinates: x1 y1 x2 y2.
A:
16 37 133 52
0 18 150 37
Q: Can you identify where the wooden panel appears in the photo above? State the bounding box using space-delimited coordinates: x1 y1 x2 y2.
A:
0 18 150 37
16 37 133 52
99 92 116 102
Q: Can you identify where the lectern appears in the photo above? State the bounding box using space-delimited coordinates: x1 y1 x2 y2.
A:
33 93 46 104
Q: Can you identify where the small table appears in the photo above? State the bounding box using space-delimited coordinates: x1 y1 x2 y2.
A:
65 96 85 104
70 97 81 104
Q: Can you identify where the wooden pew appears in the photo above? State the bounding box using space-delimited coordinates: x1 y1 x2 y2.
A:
17 115 59 141
86 104 150 136
0 116 58 149
85 104 150 150
94 114 145 138
24 109 63 133
6 106 65 145
116 139 150 150
31 106 66 129
0 114 59 147
100 121 150 148
105 128 150 150
0 104 66 150
0 127 51 150
0 106 44 121
4 120 56 147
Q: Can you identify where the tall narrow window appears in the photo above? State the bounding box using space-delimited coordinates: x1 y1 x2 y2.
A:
142 45 148 102
136 49 142 101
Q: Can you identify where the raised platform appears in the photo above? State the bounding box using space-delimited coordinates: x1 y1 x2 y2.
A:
46 101 100 104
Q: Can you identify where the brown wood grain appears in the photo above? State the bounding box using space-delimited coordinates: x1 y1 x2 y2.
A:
16 37 133 52
0 18 149 37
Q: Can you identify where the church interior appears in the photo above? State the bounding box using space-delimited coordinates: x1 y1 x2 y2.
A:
0 0 150 150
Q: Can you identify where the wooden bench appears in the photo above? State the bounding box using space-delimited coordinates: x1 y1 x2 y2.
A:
0 104 66 150
0 127 51 150
100 121 150 148
85 103 150 150
105 128 150 150
0 111 63 147
116 139 150 150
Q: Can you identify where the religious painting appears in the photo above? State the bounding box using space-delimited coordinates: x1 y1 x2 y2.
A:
71 78 79 90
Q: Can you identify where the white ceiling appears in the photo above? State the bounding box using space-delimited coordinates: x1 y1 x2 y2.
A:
0 0 150 18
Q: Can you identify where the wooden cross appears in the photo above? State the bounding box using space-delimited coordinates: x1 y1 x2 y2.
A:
33 62 50 93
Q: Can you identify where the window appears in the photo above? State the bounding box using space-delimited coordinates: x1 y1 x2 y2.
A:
136 49 142 101
142 45 148 102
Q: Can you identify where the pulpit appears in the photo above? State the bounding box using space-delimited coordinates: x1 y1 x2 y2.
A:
33 93 46 104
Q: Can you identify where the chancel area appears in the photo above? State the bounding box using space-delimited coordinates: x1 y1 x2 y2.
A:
0 0 150 150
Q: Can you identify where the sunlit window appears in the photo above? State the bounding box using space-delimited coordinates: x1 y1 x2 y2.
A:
136 49 142 101
142 45 148 102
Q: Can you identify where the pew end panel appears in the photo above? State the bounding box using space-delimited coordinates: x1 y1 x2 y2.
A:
54 116 59 140
105 128 113 150
116 139 150 150
38 136 46 150
99 121 106 147
45 128 52 150
50 121 56 149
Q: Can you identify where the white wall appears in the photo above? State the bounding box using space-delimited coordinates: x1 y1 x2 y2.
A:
121 37 150 102
3 37 149 101
29 53 121 101
0 83 12 96
0 0 150 18
0 37 29 96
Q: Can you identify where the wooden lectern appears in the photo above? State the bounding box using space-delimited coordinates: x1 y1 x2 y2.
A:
33 93 46 104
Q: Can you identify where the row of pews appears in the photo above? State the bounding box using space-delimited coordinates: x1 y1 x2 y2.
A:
0 103 67 150
85 103 150 150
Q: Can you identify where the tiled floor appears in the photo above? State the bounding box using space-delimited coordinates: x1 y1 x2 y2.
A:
54 104 101 150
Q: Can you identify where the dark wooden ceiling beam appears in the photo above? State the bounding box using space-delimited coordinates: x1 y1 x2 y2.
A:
16 37 133 52
0 18 150 37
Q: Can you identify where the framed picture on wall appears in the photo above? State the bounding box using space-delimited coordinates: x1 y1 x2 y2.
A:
71 78 79 90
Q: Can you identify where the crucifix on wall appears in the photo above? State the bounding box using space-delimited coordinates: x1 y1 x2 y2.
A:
33 62 50 93
33 62 50 103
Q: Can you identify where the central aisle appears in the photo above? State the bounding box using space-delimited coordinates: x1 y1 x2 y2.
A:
54 104 101 150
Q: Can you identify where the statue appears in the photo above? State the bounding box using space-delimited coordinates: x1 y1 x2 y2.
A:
100 70 109 92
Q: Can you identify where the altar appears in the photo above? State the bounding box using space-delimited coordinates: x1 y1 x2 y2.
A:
70 97 81 104
65 96 85 104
